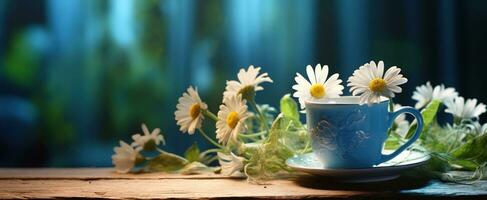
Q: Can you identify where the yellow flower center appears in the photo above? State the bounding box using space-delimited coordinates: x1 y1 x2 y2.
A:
309 84 325 98
189 104 201 119
368 78 387 92
226 111 240 129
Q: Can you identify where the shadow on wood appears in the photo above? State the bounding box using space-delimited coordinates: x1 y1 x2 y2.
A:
292 174 432 191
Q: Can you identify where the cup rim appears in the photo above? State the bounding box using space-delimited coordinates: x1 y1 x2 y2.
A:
304 96 389 105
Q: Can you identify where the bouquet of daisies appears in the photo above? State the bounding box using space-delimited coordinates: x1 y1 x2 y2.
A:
171 65 311 181
111 61 487 183
402 82 487 182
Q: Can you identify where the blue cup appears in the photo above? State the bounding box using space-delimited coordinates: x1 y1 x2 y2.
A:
305 96 423 169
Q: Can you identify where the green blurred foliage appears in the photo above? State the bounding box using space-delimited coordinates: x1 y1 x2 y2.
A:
3 33 39 88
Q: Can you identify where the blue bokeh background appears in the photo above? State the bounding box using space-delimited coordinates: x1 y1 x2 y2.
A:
1 0 486 167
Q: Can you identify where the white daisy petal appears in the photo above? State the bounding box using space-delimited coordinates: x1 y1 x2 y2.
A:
445 96 486 120
306 65 316 84
292 64 344 109
216 95 250 145
384 67 401 81
223 65 273 100
369 61 378 77
175 86 208 134
315 64 323 84
377 61 385 78
112 141 140 173
295 73 312 87
412 82 458 109
131 124 165 150
217 152 245 176
348 60 407 104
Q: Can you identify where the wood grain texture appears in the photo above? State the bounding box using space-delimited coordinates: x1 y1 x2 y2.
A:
0 168 230 180
0 179 372 199
0 168 486 199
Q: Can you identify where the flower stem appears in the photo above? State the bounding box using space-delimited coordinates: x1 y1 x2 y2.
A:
155 147 167 154
248 98 270 132
389 98 394 111
200 148 221 156
453 117 462 125
205 156 219 164
198 128 224 149
238 135 261 142
239 131 266 138
203 109 219 122
387 98 395 136
238 132 265 142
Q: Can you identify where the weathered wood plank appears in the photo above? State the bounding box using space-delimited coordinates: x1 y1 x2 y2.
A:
0 179 385 199
0 168 235 180
0 168 486 199
1 178 487 199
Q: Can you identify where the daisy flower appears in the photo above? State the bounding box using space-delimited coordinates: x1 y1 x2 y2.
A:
131 124 165 151
112 141 141 173
480 123 487 135
223 65 273 101
472 122 487 135
392 104 410 137
175 86 208 134
412 82 458 109
292 64 344 109
217 152 245 176
216 95 251 145
347 60 408 105
445 97 486 120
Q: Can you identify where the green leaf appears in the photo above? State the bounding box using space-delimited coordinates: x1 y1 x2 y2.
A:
405 100 441 139
180 162 212 175
146 150 188 172
280 94 299 121
421 123 454 153
425 153 452 173
184 143 200 162
243 114 309 182
452 134 487 169
384 133 402 150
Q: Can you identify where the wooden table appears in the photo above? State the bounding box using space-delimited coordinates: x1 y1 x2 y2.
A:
0 168 486 199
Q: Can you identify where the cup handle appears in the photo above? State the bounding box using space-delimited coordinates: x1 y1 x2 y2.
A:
377 106 424 164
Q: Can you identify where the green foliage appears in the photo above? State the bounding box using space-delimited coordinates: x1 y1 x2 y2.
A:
413 122 487 182
275 96 309 153
182 137 220 165
384 133 402 150
244 104 276 134
146 150 188 172
383 99 487 182
406 100 441 139
452 133 487 158
184 143 201 163
280 94 299 121
3 32 39 88
243 96 309 182
244 115 296 181
136 0 166 60
42 98 75 145
401 100 487 181
452 133 487 170
259 104 277 129
421 124 457 154
180 162 213 175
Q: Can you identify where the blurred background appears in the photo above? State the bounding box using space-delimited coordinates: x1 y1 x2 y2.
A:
1 0 486 167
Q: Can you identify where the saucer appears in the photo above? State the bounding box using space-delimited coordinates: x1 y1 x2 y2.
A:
286 149 430 183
